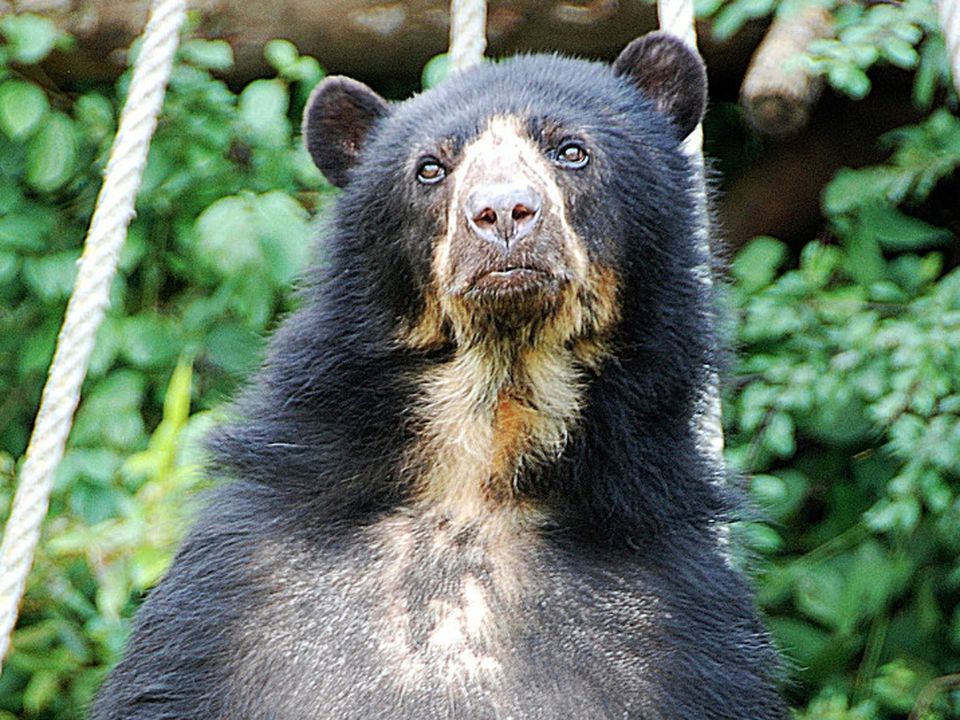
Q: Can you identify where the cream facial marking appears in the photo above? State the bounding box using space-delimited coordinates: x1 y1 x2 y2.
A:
435 115 589 297
399 115 621 519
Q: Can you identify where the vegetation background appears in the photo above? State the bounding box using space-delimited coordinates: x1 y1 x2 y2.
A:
0 0 958 717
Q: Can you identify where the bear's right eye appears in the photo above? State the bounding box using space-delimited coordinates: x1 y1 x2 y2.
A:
416 158 446 185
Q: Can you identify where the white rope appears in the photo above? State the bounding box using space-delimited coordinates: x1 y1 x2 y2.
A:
938 0 960 96
657 0 698 49
449 0 487 72
656 0 725 463
0 0 187 670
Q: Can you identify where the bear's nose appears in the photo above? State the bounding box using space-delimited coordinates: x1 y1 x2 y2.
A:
465 183 543 249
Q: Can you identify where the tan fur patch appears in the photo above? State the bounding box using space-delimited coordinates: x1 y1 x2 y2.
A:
368 509 531 692
398 284 447 350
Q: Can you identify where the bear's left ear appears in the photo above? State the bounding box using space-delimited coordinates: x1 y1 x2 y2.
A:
613 31 707 140
303 76 389 188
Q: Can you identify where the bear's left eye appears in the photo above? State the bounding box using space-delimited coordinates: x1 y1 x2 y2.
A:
416 158 446 184
554 141 589 169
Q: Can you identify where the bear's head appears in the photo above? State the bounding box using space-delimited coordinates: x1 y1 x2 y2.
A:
301 32 708 363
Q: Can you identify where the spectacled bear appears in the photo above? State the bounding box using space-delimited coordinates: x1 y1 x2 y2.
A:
93 32 786 719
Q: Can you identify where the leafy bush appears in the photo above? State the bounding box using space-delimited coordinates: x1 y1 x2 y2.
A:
719 1 960 716
0 2 958 718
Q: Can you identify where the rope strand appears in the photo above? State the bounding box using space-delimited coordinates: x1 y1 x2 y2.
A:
656 0 724 463
938 0 960 96
449 0 487 72
0 0 187 669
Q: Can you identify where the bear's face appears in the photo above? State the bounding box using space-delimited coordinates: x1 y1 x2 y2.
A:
303 33 707 357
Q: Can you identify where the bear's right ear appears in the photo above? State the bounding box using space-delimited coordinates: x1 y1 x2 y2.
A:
613 32 707 140
303 76 389 188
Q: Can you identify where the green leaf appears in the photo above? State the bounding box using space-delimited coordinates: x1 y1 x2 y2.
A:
799 242 842 286
0 14 60 65
0 209 55 252
18 319 58 377
422 54 451 90
204 321 263 375
753 470 809 521
70 479 124 524
840 227 886 287
194 194 263 275
254 190 311 285
239 79 290 146
827 63 871 99
881 38 919 69
824 167 895 215
751 474 786 507
163 357 194 428
913 35 944 108
798 391 873 445
865 496 921 533
285 55 323 84
25 112 78 192
119 314 178 369
72 370 147 448
742 522 783 554
0 251 17 285
96 564 132 620
0 80 49 139
75 92 117 144
21 251 80 303
694 0 725 17
859 204 952 251
180 39 235 71
711 0 775 40
264 39 298 73
872 660 924 713
796 565 845 628
768 617 831 669
764 412 796 457
130 546 172 590
55 448 123 488
22 669 59 714
732 236 788 293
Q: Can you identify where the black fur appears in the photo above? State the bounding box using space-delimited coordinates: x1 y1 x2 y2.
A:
303 76 389 188
613 32 708 140
93 36 786 720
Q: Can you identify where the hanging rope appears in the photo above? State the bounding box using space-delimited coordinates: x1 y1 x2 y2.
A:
656 0 702 154
0 0 187 670
448 0 487 72
938 0 960 96
656 0 725 463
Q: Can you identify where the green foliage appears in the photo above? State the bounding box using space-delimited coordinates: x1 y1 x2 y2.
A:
422 53 453 90
0 14 70 65
0 18 329 718
724 42 960 717
797 0 944 101
701 2 959 715
702 0 953 106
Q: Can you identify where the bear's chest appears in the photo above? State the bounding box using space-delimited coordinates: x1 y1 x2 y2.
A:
228 514 662 719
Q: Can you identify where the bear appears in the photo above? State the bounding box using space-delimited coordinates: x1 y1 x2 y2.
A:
92 32 787 719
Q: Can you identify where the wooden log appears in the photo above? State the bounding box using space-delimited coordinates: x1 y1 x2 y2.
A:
4 0 763 85
739 4 832 138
